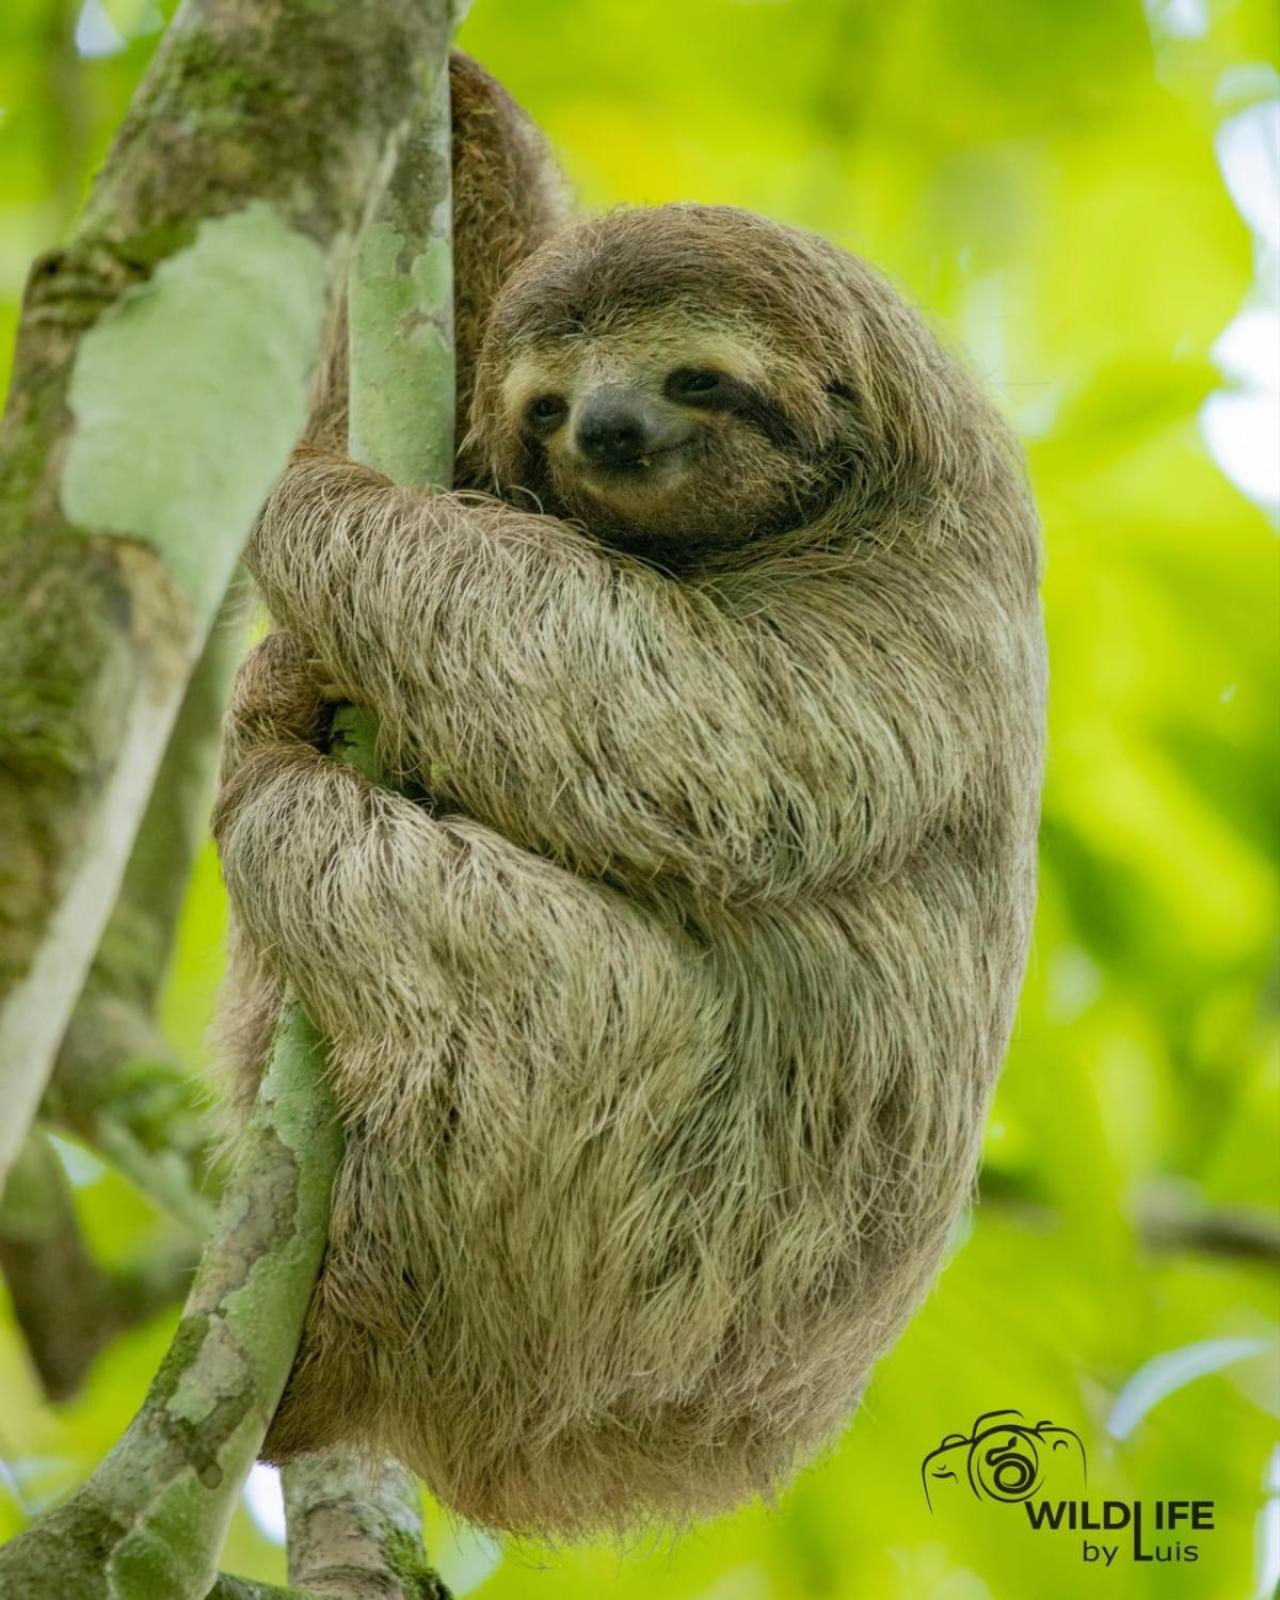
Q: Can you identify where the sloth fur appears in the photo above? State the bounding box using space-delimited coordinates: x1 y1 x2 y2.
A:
213 55 1046 1536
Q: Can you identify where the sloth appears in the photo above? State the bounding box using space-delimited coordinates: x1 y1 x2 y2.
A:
212 56 1046 1536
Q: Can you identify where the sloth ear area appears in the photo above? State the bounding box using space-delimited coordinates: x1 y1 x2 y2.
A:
821 376 870 449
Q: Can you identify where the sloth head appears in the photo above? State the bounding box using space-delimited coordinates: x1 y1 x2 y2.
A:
471 203 978 566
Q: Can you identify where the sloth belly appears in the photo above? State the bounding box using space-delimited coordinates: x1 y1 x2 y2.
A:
263 844 1024 1537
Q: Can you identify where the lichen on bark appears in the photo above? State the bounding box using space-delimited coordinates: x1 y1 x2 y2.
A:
347 61 457 488
62 204 328 609
275 46 457 1600
0 0 452 1193
0 0 457 1586
0 1007 342 1599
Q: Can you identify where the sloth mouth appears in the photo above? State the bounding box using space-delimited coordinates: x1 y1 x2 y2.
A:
580 441 693 490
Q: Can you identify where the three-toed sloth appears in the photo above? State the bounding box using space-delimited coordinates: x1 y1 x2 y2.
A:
213 56 1045 1536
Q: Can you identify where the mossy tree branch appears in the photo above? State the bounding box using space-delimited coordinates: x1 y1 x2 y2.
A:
0 1006 343 1599
39 582 252 1243
0 0 453 1195
208 1580 323 1599
0 1128 197 1402
277 51 457 1600
1 598 244 1396
0 0 456 1590
284 1450 449 1600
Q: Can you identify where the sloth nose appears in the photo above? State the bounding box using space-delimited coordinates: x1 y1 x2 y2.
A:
576 391 658 467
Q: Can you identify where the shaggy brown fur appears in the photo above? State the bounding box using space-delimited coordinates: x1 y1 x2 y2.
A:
213 54 1046 1537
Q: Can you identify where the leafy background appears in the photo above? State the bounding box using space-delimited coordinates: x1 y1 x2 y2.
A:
1 1 1277 1595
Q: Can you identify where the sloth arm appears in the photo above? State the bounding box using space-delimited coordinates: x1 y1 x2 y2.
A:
247 451 1003 903
213 635 708 1080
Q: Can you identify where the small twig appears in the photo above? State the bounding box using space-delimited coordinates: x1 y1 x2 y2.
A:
1139 1190 1280 1265
47 999 219 1238
980 1173 1280 1266
0 1128 195 1401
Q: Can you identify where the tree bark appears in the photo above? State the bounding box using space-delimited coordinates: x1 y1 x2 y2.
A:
277 53 456 1600
0 0 452 1194
284 1452 449 1600
0 1007 343 1599
0 1128 196 1400
42 582 250 1242
0 0 456 1590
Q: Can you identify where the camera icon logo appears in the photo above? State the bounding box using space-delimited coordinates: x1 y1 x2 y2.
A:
921 1409 1087 1511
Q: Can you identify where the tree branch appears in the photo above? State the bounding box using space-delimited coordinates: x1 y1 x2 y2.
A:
273 50 456 1600
0 0 452 1194
0 3 457 1589
43 584 250 1239
0 2 458 1588
284 1451 448 1600
207 1580 320 1600
980 1172 1280 1266
1138 1189 1280 1265
0 1006 343 1599
0 1128 195 1401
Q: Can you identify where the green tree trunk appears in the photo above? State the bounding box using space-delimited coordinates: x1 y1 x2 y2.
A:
0 0 450 1194
0 1 457 1594
276 50 458 1600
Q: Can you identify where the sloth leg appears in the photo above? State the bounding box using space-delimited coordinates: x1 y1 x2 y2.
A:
215 635 725 1481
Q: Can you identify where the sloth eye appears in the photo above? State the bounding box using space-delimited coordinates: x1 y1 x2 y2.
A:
526 394 568 430
665 368 731 404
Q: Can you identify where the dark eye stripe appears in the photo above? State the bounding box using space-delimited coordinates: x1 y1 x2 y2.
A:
733 385 802 449
665 368 735 406
665 363 800 448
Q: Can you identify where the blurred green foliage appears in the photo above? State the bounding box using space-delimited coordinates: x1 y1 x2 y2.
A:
1 1 1277 1596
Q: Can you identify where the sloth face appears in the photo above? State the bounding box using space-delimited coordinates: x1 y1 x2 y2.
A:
495 316 828 562
472 204 886 568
